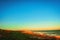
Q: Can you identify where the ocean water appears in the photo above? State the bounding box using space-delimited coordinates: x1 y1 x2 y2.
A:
33 30 60 36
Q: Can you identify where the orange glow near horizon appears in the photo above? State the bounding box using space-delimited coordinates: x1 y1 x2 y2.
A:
1 26 60 31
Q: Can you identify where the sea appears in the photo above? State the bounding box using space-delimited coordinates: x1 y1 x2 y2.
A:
32 30 60 36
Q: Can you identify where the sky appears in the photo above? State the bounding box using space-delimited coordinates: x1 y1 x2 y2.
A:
0 0 60 30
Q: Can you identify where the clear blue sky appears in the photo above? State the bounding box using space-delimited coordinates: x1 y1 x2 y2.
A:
0 0 60 30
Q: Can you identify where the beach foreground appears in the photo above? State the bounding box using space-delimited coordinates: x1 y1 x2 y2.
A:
0 29 60 40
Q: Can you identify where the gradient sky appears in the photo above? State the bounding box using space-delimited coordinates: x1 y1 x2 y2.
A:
0 0 60 30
